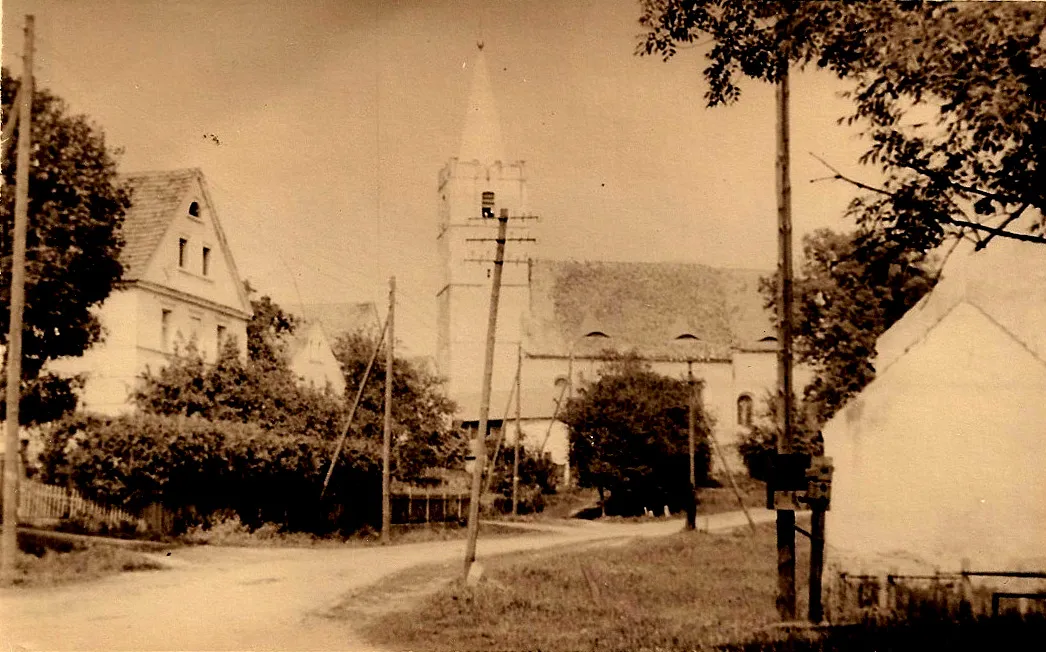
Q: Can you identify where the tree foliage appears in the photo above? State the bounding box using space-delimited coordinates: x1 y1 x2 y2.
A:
638 1 1046 252
562 354 711 515
331 330 461 483
1 70 130 424
761 228 937 425
133 338 344 441
134 293 344 439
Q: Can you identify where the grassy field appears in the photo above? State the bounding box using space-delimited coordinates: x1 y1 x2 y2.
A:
361 522 811 651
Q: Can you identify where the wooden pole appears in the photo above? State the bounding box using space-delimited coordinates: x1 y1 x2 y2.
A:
2 14 33 586
320 314 389 497
775 60 797 620
685 363 696 531
809 508 826 622
463 208 509 579
511 343 522 516
381 276 395 544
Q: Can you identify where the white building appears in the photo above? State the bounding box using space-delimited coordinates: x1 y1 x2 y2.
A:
823 234 1046 576
52 169 252 414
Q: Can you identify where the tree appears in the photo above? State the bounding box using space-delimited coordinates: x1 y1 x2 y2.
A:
134 295 344 441
331 330 461 484
244 282 297 369
562 353 711 516
1 70 131 424
762 228 937 425
638 2 1046 253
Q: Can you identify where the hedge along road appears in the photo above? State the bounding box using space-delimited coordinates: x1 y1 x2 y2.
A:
0 510 778 651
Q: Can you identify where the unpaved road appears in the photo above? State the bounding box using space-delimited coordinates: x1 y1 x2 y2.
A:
0 510 775 651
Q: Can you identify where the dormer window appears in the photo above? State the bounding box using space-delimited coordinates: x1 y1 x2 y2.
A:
178 238 187 268
202 247 211 276
188 201 200 218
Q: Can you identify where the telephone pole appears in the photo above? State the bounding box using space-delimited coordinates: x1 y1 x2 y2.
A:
381 276 395 544
463 207 509 579
775 61 797 620
511 343 522 516
2 14 34 585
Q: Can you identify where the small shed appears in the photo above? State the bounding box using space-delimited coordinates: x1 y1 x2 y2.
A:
823 236 1046 576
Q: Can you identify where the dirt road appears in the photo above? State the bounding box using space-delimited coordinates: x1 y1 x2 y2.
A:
0 510 776 651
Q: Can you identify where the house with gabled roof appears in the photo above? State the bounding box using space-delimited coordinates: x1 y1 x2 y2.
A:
287 320 346 397
823 234 1046 577
51 168 252 414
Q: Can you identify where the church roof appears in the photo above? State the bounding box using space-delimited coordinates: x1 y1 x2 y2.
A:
458 44 506 164
118 169 199 280
523 259 776 361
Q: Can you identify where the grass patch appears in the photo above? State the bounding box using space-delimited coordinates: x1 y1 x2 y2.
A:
361 522 810 651
181 516 530 548
698 476 767 516
13 544 164 587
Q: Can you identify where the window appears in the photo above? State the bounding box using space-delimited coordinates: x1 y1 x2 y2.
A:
161 309 172 351
178 238 187 268
481 191 495 218
737 394 754 428
202 247 211 276
188 201 200 218
216 324 226 349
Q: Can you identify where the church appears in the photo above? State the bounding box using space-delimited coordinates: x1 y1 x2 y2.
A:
436 46 780 483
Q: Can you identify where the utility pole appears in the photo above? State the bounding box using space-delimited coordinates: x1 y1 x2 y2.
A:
511 342 522 516
381 276 395 544
685 363 697 531
463 207 509 579
775 60 797 620
2 14 34 586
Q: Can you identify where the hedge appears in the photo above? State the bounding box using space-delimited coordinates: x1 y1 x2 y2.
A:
39 412 381 534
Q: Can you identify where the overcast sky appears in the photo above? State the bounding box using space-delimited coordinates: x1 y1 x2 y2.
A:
2 0 872 356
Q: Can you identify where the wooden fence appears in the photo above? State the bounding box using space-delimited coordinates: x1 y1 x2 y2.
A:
13 479 144 531
390 487 470 525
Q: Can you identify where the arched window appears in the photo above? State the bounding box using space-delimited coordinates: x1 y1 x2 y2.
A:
737 394 754 427
188 201 200 218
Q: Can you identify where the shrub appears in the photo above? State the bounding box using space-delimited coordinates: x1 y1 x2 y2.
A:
39 412 381 534
489 447 559 514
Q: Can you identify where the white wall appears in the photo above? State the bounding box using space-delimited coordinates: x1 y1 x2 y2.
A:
824 302 1046 575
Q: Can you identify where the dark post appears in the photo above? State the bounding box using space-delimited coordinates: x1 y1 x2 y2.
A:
685 363 697 531
809 508 826 622
775 60 797 619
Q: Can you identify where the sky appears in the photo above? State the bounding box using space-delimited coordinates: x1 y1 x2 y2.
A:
1 0 872 356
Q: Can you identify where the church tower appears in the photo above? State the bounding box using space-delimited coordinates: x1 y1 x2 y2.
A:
436 44 537 408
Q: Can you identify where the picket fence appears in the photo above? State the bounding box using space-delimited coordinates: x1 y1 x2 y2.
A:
15 479 144 531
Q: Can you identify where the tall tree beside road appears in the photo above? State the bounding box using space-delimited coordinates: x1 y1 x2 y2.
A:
331 330 461 483
1 70 130 424
638 1 1046 252
762 228 937 425
563 353 711 516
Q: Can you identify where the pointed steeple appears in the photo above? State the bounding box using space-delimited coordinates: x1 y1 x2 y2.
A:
458 42 505 165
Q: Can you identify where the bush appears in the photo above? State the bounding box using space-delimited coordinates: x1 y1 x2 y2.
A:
489 447 559 514
39 412 381 534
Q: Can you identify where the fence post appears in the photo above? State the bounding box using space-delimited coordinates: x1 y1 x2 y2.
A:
425 490 431 525
407 487 413 524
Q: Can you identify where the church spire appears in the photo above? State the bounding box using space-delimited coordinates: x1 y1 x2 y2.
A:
458 42 505 165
